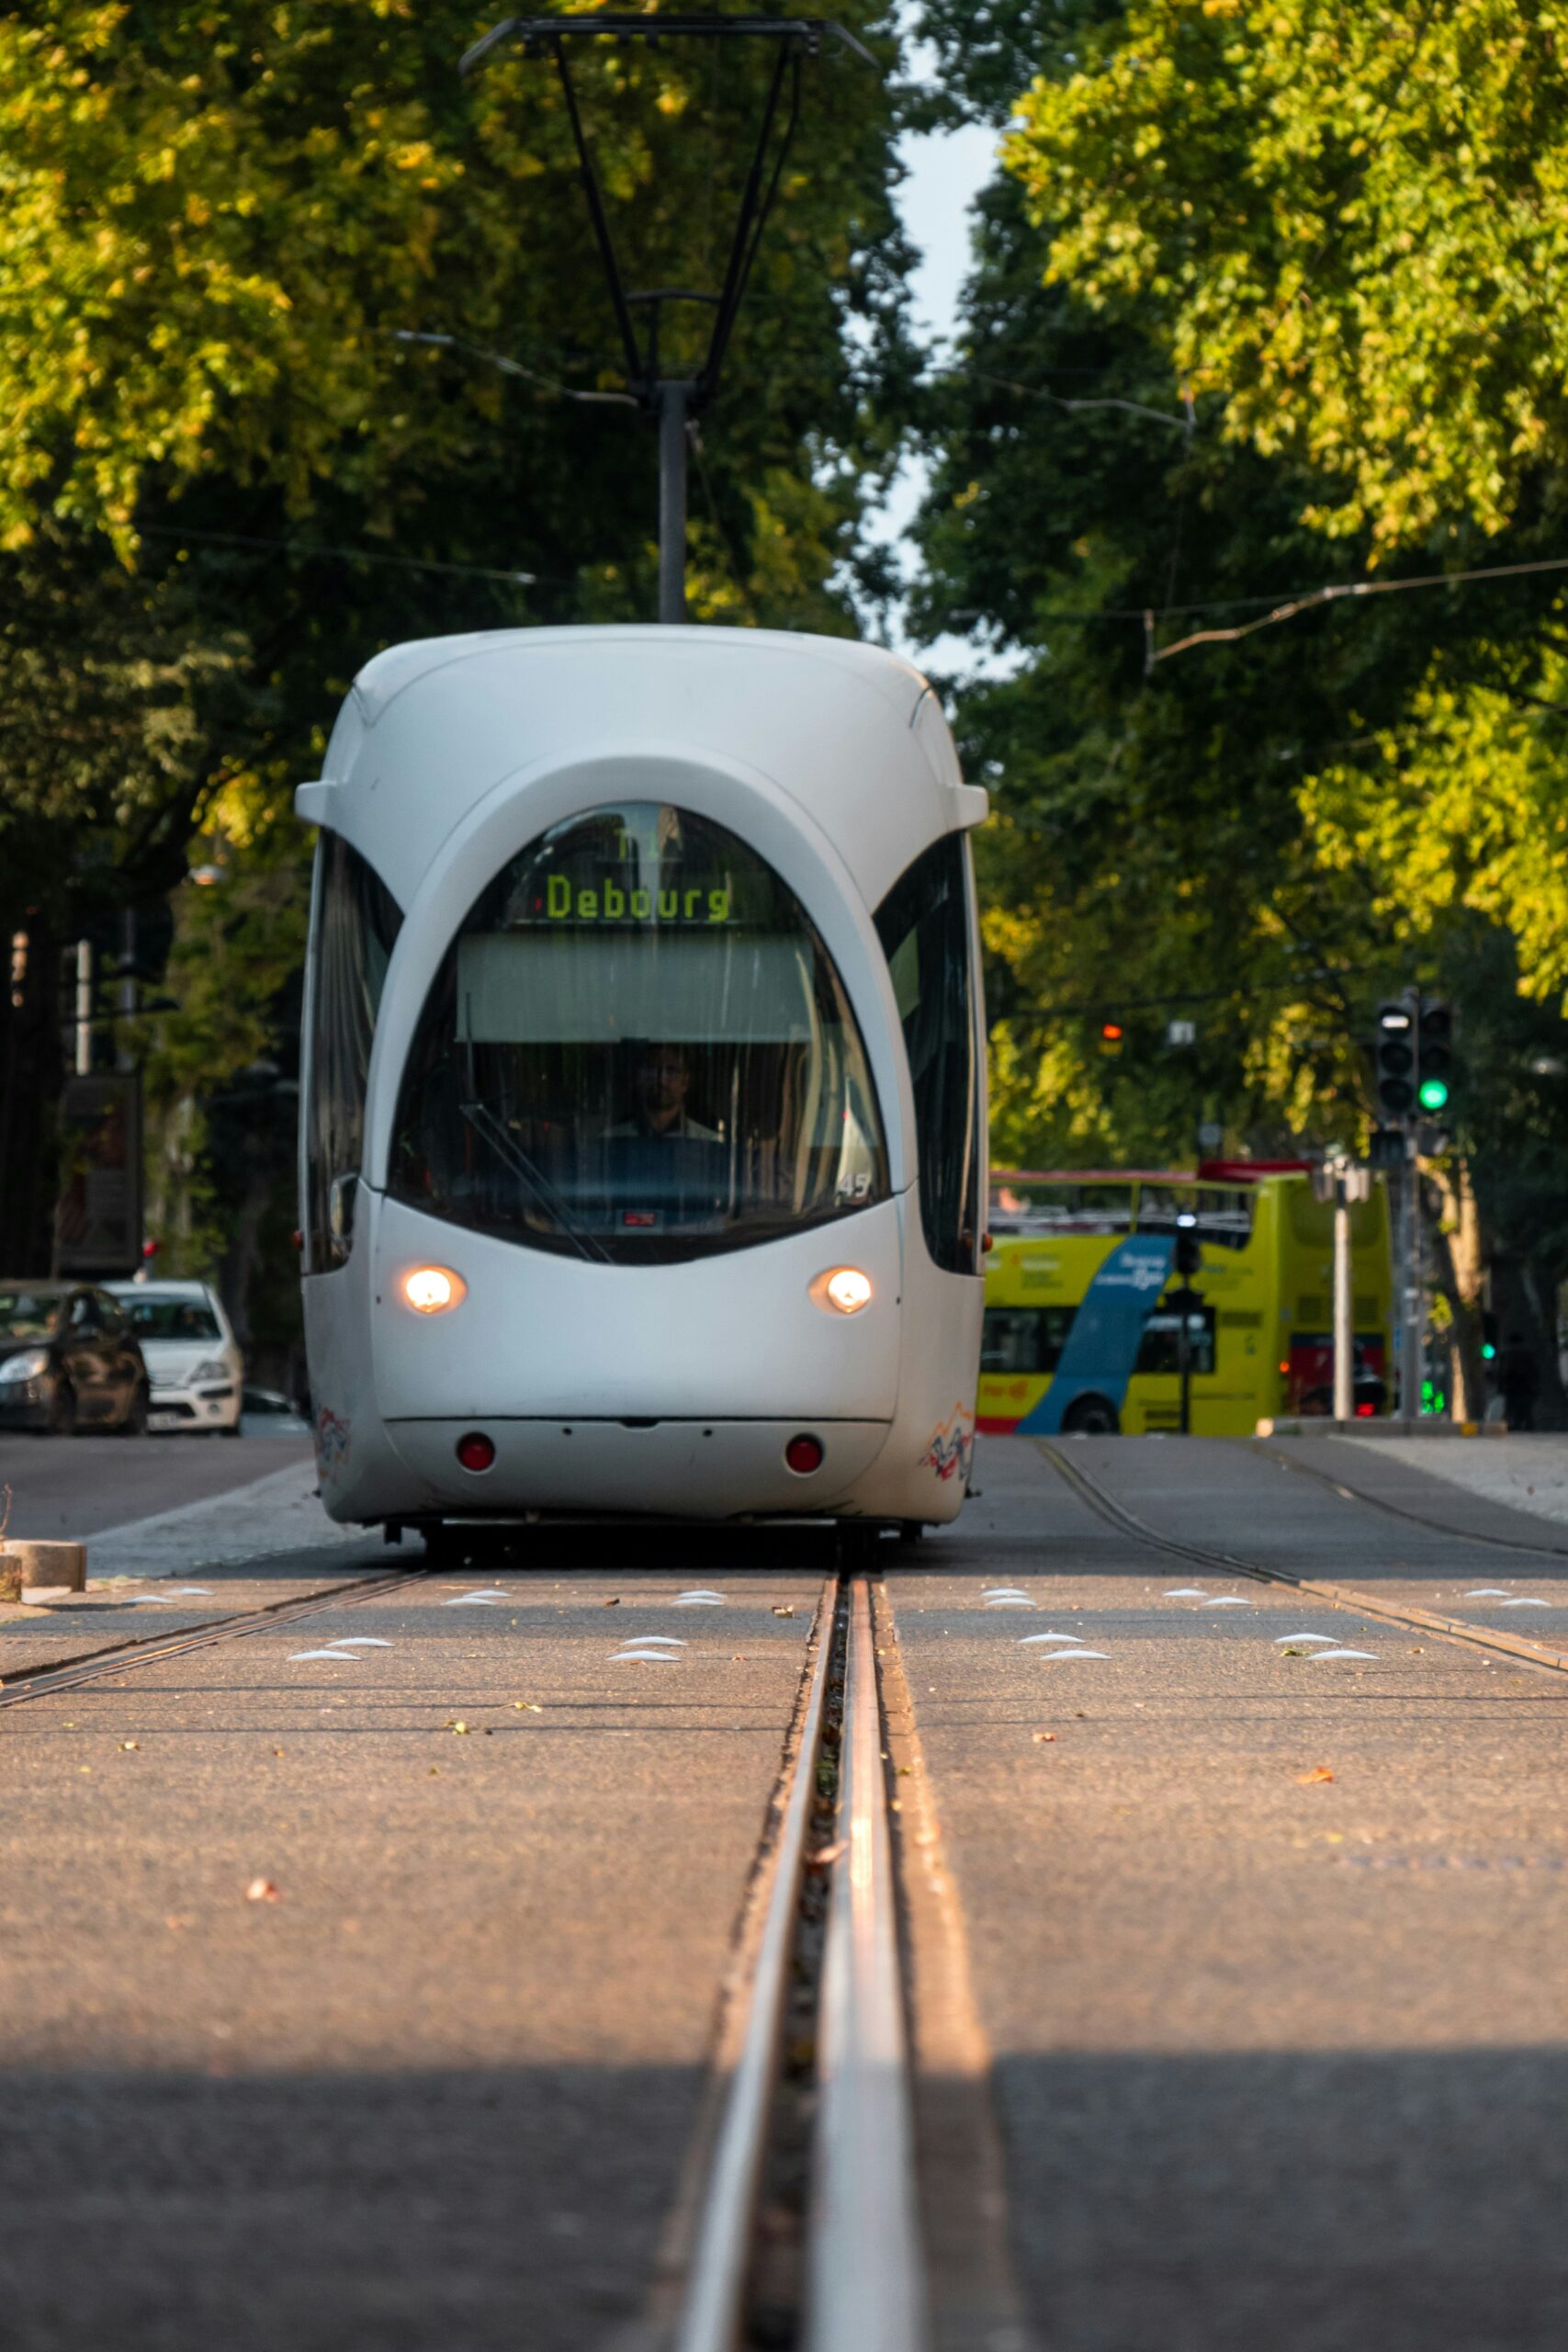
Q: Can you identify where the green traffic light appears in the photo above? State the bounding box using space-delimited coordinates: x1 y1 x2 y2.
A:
1417 1077 1450 1111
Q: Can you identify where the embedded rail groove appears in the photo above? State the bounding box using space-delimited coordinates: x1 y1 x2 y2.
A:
674 1570 929 2352
0 1567 429 1711
1254 1438 1568 1562
1041 1441 1568 1679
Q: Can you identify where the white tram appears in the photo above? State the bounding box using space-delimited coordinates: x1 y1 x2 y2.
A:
296 627 987 1549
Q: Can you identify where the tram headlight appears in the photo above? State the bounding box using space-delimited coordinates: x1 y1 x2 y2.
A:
812 1266 873 1317
400 1265 468 1316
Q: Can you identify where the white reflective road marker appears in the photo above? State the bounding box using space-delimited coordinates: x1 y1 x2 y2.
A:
328 1636 393 1648
1308 1647 1379 1662
675 1590 726 1606
1040 1649 1111 1661
611 1650 676 1664
1201 1596 1253 1607
1466 1589 1512 1600
1500 1598 1550 1608
1164 1587 1207 1599
288 1647 365 1663
1017 1632 1087 1645
1274 1633 1340 1645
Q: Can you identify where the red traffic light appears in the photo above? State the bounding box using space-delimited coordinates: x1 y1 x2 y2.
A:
1100 1021 1123 1041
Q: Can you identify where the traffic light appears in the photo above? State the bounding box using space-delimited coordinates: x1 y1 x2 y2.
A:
1098 1019 1124 1056
1372 1001 1416 1118
1173 1211 1201 1277
1416 999 1453 1114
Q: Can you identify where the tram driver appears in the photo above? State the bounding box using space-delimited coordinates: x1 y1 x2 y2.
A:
606 1043 720 1145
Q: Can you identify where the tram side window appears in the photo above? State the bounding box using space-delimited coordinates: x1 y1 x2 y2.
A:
982 1306 1077 1374
304 833 402 1268
874 833 980 1274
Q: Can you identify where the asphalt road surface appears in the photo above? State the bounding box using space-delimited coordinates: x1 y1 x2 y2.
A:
892 1436 1568 2352
2 1434 1566 2348
0 1428 315 1541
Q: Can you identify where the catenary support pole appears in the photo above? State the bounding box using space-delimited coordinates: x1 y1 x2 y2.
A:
1332 1168 1354 1423
659 380 690 624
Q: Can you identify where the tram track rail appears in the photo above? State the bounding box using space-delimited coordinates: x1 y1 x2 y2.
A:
671 1566 930 2352
1041 1439 1568 1678
1253 1436 1568 1561
0 1565 429 1711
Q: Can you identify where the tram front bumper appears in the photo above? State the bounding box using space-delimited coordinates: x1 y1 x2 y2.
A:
383 1416 893 1521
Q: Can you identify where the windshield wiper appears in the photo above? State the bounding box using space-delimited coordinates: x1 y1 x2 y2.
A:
458 1102 614 1268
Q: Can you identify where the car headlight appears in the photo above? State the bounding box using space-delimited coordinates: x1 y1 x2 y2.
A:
0 1350 49 1384
190 1359 229 1384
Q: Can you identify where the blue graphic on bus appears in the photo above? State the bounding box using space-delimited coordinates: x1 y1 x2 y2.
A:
1019 1234 1176 1433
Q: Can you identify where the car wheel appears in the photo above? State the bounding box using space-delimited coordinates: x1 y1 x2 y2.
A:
1062 1394 1121 1437
118 1384 149 1437
49 1383 78 1438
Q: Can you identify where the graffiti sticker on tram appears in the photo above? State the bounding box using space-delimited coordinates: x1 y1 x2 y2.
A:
919 1402 975 1486
314 1405 351 1480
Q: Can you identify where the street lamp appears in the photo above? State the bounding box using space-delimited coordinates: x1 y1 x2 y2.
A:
460 14 875 623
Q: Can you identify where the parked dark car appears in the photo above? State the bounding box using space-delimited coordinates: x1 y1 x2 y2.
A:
0 1282 150 1434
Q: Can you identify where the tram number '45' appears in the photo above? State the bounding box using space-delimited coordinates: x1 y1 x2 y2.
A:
920 1403 974 1485
545 875 731 925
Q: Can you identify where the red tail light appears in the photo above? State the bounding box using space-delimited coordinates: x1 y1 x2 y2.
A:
785 1433 824 1476
456 1432 496 1473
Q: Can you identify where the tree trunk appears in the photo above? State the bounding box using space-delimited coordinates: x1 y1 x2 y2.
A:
0 917 63 1273
1425 1153 1486 1421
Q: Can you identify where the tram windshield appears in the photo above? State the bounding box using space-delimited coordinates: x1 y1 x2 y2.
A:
390 802 888 1262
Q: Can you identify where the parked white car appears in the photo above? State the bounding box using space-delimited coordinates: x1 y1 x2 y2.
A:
106 1279 244 1435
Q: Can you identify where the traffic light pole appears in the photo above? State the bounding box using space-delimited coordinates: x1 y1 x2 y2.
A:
1333 1167 1354 1423
1400 1127 1422 1420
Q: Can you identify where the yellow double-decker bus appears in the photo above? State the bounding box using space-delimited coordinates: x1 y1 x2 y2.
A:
979 1164 1394 1438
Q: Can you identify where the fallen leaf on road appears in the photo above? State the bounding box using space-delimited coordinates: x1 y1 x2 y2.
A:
807 1841 845 1870
118 1741 139 1752
1296 1767 1335 1786
603 1597 621 1608
446 1720 470 1735
245 1878 279 1903
513 1702 543 1713
1032 1732 1057 1744
773 1605 795 1618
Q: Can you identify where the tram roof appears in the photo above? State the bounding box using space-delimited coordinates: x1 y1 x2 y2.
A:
297 625 986 910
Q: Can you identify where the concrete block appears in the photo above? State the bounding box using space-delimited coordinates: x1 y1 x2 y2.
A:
0 1541 88 1605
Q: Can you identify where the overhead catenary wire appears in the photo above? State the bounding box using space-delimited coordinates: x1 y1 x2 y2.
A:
947 548 1568 654
134 524 546 587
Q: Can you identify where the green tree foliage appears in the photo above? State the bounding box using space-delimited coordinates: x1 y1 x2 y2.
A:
1007 0 1568 552
0 1 906 1306
907 0 1568 1400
